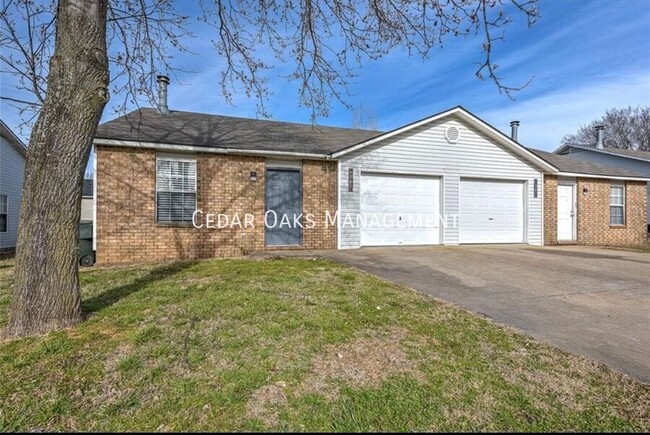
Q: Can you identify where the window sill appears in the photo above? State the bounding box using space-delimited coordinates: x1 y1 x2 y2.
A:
156 222 196 228
610 225 627 229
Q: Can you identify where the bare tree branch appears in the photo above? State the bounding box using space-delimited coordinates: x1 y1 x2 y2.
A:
2 0 540 128
561 106 650 151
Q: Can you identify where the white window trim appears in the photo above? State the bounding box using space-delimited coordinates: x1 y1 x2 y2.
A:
609 183 625 226
0 195 7 233
155 153 197 224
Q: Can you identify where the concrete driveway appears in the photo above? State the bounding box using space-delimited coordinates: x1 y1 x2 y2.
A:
320 245 650 382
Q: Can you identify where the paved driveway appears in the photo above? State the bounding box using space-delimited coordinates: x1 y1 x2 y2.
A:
320 245 650 383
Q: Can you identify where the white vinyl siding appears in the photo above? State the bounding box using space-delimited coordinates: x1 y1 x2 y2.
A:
610 183 625 226
156 153 197 223
0 195 7 232
0 136 26 249
339 117 544 248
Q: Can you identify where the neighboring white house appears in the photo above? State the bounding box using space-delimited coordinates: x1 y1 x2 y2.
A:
0 120 27 252
81 178 94 222
555 142 650 230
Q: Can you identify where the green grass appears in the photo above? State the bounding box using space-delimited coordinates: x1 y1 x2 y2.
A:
0 256 648 431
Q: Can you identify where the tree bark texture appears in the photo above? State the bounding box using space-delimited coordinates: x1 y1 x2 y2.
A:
2 0 109 339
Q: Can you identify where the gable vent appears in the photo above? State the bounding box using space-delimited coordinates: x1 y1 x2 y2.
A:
445 125 461 144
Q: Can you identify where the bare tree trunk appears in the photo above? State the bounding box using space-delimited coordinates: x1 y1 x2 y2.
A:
2 0 109 339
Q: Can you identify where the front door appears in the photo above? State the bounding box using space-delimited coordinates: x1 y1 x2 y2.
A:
265 169 302 246
557 183 575 241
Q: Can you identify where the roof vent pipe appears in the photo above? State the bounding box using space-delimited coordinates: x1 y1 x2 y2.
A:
595 125 604 149
510 120 520 142
156 75 170 115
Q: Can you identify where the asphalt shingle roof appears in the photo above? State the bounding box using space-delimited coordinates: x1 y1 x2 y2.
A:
95 108 648 179
560 144 650 162
528 148 648 178
95 108 382 155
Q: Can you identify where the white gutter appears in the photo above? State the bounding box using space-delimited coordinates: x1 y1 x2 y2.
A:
93 138 330 160
556 172 650 182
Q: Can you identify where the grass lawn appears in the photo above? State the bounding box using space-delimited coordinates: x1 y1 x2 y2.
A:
0 256 648 432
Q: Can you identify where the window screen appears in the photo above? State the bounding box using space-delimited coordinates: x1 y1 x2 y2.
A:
609 184 625 226
156 156 196 223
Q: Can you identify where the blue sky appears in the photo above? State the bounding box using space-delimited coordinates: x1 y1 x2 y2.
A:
2 0 649 152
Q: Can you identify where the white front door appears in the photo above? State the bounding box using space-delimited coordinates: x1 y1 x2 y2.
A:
360 173 441 246
557 183 575 241
459 179 525 244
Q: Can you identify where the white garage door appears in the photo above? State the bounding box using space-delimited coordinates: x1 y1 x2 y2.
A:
360 173 440 246
460 179 525 244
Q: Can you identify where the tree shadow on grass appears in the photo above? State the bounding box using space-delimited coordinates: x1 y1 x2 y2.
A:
81 261 198 317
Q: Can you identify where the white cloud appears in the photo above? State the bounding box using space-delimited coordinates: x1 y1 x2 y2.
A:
478 71 650 150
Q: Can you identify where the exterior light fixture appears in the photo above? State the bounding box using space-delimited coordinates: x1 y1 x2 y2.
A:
250 171 257 182
583 186 589 196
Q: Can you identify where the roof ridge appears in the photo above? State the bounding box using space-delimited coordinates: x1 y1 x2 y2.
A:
120 107 384 134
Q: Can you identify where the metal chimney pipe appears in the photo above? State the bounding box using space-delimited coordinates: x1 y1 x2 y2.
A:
510 120 520 142
156 75 170 115
595 125 604 149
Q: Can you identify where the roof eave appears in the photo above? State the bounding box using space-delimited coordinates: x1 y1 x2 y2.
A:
555 171 650 182
0 120 27 157
93 138 331 160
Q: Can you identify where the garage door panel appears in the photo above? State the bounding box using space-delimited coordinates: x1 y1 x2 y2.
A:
460 179 524 244
360 173 440 246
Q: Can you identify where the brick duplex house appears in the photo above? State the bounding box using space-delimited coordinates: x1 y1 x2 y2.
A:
93 99 648 265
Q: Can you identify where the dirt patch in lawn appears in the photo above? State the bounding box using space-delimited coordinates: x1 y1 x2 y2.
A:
299 328 426 400
245 381 288 426
93 344 134 406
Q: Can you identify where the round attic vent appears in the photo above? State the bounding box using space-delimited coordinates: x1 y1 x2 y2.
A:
445 126 461 144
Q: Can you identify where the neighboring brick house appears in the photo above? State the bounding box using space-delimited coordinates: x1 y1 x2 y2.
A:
92 89 648 264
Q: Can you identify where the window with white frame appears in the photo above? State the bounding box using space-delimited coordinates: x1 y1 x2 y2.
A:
156 154 197 223
0 195 7 232
609 183 625 226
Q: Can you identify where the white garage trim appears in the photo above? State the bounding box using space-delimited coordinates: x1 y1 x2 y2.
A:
459 178 526 244
359 172 442 246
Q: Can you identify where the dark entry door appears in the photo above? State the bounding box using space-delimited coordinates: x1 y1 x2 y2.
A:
265 169 302 246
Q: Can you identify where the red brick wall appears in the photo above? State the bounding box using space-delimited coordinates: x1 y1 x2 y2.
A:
543 175 647 246
96 146 337 264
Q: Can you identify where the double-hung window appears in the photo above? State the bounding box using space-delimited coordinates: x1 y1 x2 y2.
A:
156 154 197 223
0 195 7 232
609 183 625 226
